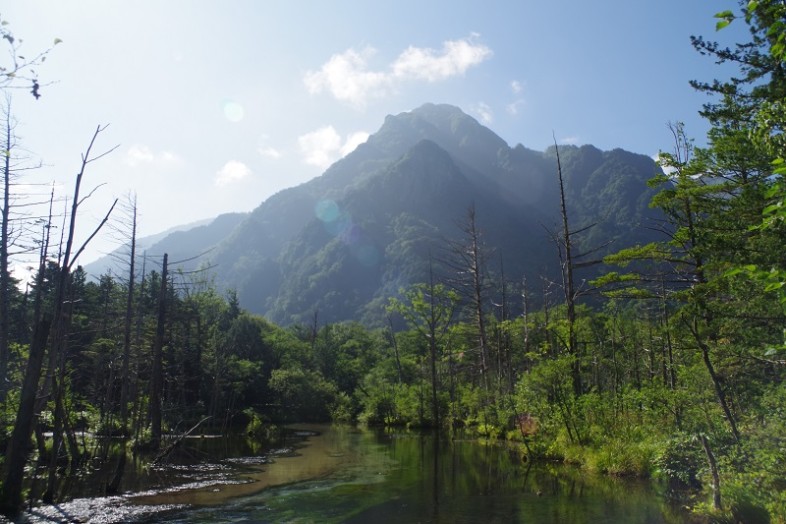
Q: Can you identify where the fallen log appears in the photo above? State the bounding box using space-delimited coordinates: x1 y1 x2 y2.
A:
151 416 212 465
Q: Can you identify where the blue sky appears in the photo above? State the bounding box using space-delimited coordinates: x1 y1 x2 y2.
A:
3 0 743 265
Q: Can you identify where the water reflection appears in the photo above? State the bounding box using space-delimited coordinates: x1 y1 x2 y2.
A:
155 426 684 524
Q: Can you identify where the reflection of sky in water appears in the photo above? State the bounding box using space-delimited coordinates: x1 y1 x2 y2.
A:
315 199 379 267
223 100 244 122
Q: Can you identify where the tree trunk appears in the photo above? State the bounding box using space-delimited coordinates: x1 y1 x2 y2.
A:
0 189 56 516
700 434 722 511
0 316 51 515
119 197 138 434
554 140 582 397
693 321 741 443
150 253 168 449
0 102 11 400
466 207 490 386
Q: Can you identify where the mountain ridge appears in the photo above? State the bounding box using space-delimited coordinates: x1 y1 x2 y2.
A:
87 103 663 325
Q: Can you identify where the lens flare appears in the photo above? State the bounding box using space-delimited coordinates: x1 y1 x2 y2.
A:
315 199 340 223
223 100 245 122
325 213 352 238
352 243 380 267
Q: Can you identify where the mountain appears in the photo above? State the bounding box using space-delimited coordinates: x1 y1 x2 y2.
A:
84 213 248 278
88 103 664 326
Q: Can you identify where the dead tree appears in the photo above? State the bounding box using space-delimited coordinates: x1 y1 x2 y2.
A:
554 139 582 397
445 205 492 388
113 194 139 435
42 125 118 503
549 138 608 397
0 99 12 398
0 189 54 516
0 97 48 400
150 253 168 449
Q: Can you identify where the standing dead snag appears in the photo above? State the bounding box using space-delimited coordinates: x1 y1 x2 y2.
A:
0 99 12 400
0 125 117 515
444 205 492 388
119 194 138 435
150 252 168 450
553 138 582 398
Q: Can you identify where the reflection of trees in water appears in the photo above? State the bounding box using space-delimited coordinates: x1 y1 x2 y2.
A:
381 430 672 523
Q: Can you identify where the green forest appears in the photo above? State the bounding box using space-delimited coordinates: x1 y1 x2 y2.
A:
1 1 785 522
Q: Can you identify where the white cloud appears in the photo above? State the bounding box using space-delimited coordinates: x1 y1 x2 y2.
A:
258 146 282 159
304 47 390 107
159 151 180 164
656 153 678 175
340 131 370 156
304 35 492 107
472 102 493 125
215 160 252 187
506 80 526 115
299 126 370 170
298 126 342 169
126 144 182 168
559 136 580 145
126 145 154 166
506 99 526 115
392 35 492 82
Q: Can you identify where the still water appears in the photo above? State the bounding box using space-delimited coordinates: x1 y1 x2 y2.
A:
144 427 680 523
128 425 683 524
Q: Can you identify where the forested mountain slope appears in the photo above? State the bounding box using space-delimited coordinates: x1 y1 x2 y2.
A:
91 103 664 325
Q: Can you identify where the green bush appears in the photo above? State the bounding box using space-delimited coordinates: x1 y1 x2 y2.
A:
653 434 703 488
268 367 338 422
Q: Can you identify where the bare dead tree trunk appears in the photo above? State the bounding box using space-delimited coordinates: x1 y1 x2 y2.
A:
150 253 168 449
466 207 490 386
110 205 141 488
553 139 582 397
1 183 54 514
521 276 531 372
426 265 441 428
119 195 138 434
43 125 117 504
446 205 491 388
132 252 148 441
0 100 12 399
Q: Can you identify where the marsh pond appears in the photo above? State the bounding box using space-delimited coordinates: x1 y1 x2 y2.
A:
14 425 687 523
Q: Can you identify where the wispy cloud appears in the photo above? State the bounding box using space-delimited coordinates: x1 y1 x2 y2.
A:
391 34 492 82
298 126 369 169
215 160 252 187
559 136 580 145
126 144 183 168
258 146 282 159
305 35 492 107
472 102 493 125
506 99 525 115
506 80 526 115
341 131 370 156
